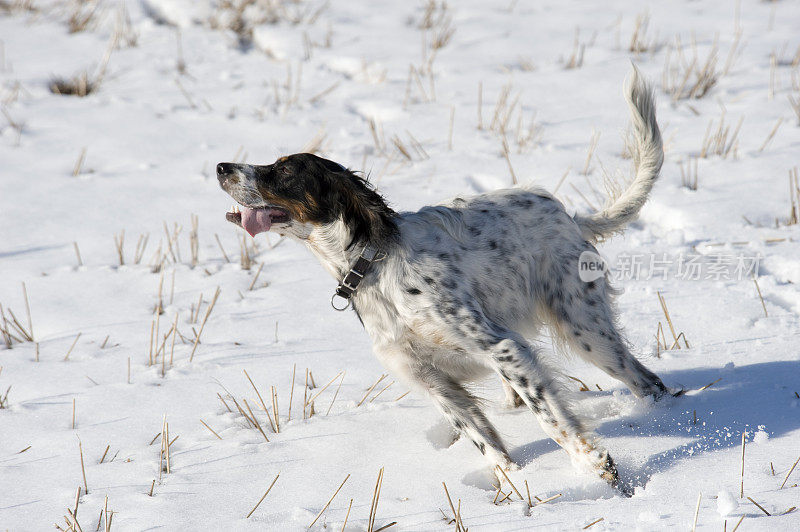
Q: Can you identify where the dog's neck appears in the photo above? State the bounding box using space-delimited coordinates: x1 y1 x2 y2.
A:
304 218 364 279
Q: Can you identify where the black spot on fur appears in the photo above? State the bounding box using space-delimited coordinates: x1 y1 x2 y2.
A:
582 342 592 352
406 287 421 295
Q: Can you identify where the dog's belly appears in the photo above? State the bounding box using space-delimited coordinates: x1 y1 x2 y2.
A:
406 333 492 383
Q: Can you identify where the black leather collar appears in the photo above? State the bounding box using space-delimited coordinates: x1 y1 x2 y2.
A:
330 244 385 311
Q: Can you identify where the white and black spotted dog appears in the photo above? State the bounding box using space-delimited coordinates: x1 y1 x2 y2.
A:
217 68 676 495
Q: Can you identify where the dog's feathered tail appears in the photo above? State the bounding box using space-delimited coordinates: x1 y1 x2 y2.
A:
574 66 663 242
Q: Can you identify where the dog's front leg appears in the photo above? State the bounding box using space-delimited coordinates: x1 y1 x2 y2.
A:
409 361 514 474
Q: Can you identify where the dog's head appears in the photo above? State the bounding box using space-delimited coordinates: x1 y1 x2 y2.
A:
217 153 396 247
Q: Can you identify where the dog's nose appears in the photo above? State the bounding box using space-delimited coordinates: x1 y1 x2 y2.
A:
216 163 234 185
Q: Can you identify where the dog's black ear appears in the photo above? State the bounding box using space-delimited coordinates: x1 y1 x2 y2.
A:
309 154 348 174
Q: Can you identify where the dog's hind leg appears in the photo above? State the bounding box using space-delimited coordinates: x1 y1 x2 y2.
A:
442 308 625 492
410 361 514 472
501 377 525 409
547 274 670 399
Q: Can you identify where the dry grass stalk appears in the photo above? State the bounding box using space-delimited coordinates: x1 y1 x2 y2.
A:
752 278 768 317
369 118 386 154
308 371 344 405
788 167 799 225
133 233 149 264
271 385 280 433
657 292 689 349
565 28 586 69
700 110 743 159
0 385 12 409
78 440 89 494
72 398 76 429
243 369 276 432
0 304 14 348
50 35 114 97
63 332 82 362
368 467 385 532
217 392 233 413
566 374 590 392
369 380 394 403
72 241 83 267
698 377 722 391
5 305 32 342
326 371 346 415
373 522 397 532
680 158 699 190
21 282 33 341
394 391 410 402
68 0 102 33
200 419 222 440
746 496 770 516
731 515 745 532
162 417 171 475
240 234 253 270
341 499 353 532
213 233 231 263
189 287 220 361
308 474 350 528
583 517 604 529
246 473 280 519
759 117 783 152
495 467 523 500
581 131 600 175
287 364 296 422
629 12 662 55
0 105 25 146
536 493 562 505
780 454 800 489
243 398 269 442
303 368 309 419
99 445 110 464
662 35 731 101
309 82 340 105
72 147 87 177
357 374 387 407
501 138 518 185
740 431 746 498
72 487 81 521
691 492 701 531
189 214 199 267
301 127 327 155
790 91 800 125
113 231 125 266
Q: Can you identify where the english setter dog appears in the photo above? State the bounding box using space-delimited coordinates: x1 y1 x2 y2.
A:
217 68 674 495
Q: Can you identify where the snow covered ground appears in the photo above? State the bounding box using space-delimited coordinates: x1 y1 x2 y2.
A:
1 0 799 530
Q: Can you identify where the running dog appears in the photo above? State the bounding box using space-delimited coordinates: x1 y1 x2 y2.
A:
216 68 673 494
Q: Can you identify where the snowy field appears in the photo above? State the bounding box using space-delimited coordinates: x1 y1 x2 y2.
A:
1 0 800 530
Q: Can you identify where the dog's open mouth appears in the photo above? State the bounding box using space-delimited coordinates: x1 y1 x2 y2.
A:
226 205 291 237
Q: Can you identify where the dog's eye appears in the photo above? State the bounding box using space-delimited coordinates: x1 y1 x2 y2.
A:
280 166 292 176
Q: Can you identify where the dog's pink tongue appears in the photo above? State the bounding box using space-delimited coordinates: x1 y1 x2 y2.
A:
241 208 272 237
